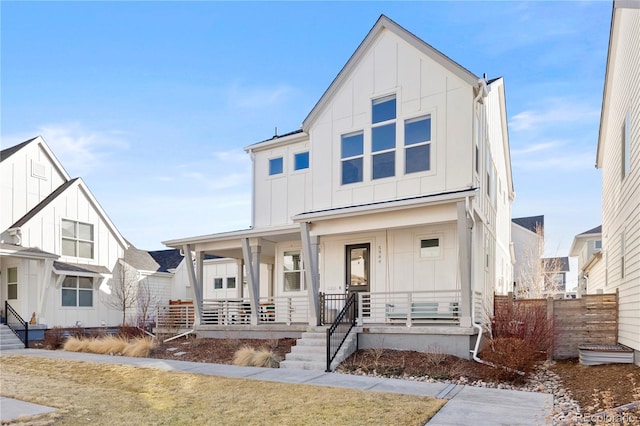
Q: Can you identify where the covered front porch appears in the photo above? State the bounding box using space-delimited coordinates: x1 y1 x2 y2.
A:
160 193 482 340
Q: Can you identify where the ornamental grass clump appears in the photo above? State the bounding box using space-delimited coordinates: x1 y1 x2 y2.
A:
64 335 156 357
232 345 281 368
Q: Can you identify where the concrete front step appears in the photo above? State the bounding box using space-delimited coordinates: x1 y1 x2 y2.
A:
0 325 25 351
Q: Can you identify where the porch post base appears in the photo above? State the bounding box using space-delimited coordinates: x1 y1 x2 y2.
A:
459 316 472 327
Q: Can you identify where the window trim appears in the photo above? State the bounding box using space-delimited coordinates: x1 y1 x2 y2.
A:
622 112 631 179
268 156 284 176
293 151 310 172
7 267 18 300
61 219 94 259
282 250 305 292
404 115 432 175
371 95 397 180
61 276 94 308
341 131 365 185
416 234 443 260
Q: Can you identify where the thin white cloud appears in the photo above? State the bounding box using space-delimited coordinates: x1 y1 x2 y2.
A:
511 141 561 156
227 83 296 109
510 101 600 132
36 123 129 176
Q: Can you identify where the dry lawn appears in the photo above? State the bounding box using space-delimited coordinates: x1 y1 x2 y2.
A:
0 355 444 425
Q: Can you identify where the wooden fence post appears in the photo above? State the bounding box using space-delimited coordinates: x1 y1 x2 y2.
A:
547 296 554 361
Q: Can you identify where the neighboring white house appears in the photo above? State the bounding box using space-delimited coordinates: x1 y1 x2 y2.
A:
511 215 543 297
595 0 640 365
569 225 605 296
163 15 514 359
0 137 188 329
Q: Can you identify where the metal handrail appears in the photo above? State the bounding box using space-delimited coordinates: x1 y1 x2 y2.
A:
326 293 357 372
4 301 28 348
318 293 349 325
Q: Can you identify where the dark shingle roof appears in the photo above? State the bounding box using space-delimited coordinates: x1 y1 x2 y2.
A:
251 128 304 146
0 137 38 162
11 179 78 228
487 77 502 84
512 215 544 234
148 249 185 272
53 261 111 275
578 225 602 235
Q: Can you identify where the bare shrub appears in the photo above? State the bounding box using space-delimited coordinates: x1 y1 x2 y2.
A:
480 337 541 383
424 345 450 379
44 327 66 350
491 300 554 355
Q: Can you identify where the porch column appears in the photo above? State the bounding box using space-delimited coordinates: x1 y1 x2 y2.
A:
183 244 203 325
36 258 54 323
300 222 319 325
236 259 244 299
457 201 472 327
241 238 261 325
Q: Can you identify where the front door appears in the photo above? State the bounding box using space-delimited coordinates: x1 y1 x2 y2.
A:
346 243 370 296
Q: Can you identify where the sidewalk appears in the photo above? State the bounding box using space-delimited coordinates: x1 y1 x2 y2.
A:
1 349 553 425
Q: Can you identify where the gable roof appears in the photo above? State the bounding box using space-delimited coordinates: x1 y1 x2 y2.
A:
11 178 79 228
0 136 71 180
512 215 544 234
578 225 602 236
148 249 186 272
569 225 602 256
0 137 38 161
9 177 128 249
123 246 161 272
302 14 480 130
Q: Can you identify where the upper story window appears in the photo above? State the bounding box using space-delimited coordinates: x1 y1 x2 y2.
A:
7 267 18 300
622 112 630 179
62 219 94 258
372 95 396 180
214 278 223 289
341 132 364 185
594 240 602 250
419 238 440 258
269 157 283 175
294 151 309 171
227 277 236 289
405 116 431 174
62 276 93 307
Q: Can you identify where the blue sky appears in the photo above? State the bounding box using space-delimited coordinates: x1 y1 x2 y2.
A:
2 1 612 289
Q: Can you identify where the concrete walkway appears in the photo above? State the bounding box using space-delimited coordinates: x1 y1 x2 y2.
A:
0 349 553 425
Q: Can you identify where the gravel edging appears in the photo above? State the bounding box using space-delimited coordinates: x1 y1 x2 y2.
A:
337 360 582 425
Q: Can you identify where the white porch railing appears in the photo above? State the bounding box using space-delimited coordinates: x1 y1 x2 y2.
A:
474 290 491 327
358 290 461 326
156 296 309 328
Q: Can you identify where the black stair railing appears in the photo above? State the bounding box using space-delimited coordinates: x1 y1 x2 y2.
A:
318 292 350 326
325 292 357 372
4 301 28 348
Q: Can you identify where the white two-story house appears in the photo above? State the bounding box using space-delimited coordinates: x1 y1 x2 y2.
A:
163 15 514 360
595 0 640 365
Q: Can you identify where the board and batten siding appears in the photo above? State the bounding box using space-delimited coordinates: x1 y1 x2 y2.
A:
252 28 474 228
0 140 67 231
599 5 640 354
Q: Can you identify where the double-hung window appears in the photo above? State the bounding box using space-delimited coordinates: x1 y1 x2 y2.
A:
341 132 364 184
62 276 93 307
371 95 396 179
283 251 305 291
62 219 94 258
405 116 431 174
7 267 18 300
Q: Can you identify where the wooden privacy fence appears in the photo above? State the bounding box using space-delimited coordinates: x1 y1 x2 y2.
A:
494 291 618 359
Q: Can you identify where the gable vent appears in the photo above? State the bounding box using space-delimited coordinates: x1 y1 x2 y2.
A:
31 160 48 180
